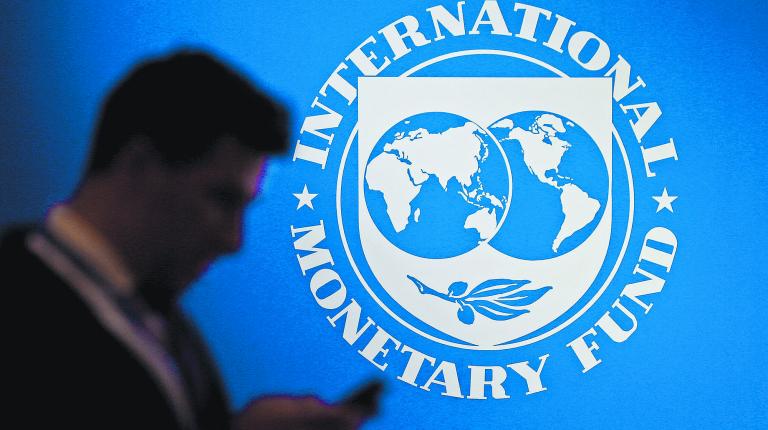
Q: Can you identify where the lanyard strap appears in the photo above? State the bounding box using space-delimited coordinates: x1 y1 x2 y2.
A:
26 227 198 430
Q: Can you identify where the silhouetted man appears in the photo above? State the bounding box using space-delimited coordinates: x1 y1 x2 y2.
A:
2 51 372 429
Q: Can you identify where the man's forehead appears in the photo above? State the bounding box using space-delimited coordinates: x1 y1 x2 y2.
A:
206 141 265 191
206 137 264 166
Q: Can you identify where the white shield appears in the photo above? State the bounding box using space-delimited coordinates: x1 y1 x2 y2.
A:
356 77 612 348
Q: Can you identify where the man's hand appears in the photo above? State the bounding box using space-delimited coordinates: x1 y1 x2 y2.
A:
233 395 366 430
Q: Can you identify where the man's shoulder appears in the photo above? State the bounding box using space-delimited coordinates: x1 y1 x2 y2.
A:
0 223 37 259
0 223 134 350
1 223 81 304
0 223 57 278
2 223 104 334
1 224 186 428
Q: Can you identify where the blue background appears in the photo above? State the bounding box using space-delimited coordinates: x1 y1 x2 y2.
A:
1 1 766 428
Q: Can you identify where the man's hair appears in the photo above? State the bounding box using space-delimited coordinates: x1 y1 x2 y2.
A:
87 51 288 174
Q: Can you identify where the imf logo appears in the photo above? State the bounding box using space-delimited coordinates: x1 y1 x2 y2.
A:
288 1 679 399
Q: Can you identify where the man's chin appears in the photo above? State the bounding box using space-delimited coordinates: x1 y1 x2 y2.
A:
138 276 186 314
193 259 213 279
140 262 213 312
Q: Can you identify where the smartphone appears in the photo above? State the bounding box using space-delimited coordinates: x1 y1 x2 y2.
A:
339 379 384 418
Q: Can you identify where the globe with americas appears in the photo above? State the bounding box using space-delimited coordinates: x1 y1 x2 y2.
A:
363 112 511 259
488 111 608 259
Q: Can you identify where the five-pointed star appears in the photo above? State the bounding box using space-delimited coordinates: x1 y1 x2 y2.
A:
652 187 678 213
293 184 318 210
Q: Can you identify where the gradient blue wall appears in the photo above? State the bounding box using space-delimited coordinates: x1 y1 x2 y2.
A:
1 1 766 428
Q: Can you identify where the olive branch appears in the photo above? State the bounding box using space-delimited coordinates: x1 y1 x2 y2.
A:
407 275 552 325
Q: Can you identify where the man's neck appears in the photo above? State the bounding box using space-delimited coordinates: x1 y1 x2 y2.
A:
46 203 136 296
67 178 148 293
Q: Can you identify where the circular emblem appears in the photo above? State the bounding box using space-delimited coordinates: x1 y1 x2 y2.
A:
288 1 679 399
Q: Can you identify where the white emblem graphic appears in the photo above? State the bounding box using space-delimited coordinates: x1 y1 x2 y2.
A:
290 2 682 398
350 77 614 348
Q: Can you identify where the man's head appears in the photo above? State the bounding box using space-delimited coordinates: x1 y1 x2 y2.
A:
76 51 287 307
88 51 286 175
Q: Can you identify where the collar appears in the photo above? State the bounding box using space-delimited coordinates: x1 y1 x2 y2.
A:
45 204 136 296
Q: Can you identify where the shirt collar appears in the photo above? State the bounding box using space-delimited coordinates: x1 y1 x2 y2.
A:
46 204 136 296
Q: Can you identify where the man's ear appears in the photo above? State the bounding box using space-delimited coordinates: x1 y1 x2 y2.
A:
113 135 164 178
